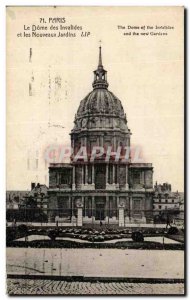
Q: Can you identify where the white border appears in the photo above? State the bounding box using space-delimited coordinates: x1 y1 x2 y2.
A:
1 0 189 299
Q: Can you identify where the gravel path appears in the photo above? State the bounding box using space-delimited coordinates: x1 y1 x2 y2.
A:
7 279 184 295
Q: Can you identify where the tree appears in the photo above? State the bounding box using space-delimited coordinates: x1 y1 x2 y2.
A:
132 231 144 242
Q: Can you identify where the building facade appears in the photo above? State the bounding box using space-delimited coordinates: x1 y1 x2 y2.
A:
48 47 154 226
6 191 27 209
26 183 49 213
153 182 181 223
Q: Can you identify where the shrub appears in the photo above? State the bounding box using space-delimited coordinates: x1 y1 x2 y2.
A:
131 231 144 242
47 230 58 241
17 224 28 235
6 227 17 243
167 226 179 235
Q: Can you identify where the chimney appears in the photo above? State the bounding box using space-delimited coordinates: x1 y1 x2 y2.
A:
31 182 36 190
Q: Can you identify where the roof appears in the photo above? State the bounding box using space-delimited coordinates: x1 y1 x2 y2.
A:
49 163 73 168
129 163 153 169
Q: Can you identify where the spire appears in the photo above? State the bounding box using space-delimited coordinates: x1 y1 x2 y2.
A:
98 46 103 67
92 45 108 90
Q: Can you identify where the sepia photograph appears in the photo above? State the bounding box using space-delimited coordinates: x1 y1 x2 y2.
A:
6 6 184 295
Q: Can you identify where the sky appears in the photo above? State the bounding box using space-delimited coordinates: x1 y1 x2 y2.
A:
6 6 184 191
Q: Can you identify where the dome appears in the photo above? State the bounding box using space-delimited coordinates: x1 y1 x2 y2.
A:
72 88 129 133
71 46 130 134
76 89 125 118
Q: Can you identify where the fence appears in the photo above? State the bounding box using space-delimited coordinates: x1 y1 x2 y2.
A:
6 207 183 226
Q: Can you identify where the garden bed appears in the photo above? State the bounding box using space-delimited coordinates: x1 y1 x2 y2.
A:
7 238 184 250
7 225 184 250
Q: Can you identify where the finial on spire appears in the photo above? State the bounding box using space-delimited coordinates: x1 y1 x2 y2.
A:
98 40 102 67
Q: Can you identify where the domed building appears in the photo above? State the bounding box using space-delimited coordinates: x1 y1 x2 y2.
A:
48 47 154 226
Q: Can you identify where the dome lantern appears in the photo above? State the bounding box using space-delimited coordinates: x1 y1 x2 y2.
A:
92 46 109 90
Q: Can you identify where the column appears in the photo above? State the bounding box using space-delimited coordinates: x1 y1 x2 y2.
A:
81 165 84 186
112 165 115 184
77 207 83 226
140 171 144 186
72 166 76 190
125 165 129 190
129 195 133 222
92 164 95 186
106 164 109 189
118 206 124 227
57 172 60 186
115 165 117 184
141 197 146 223
76 198 83 226
85 164 88 185
55 193 59 222
113 136 116 151
105 195 109 223
71 197 76 224
115 165 119 189
69 196 71 220
116 196 119 208
100 135 104 147
92 196 95 223
82 196 85 216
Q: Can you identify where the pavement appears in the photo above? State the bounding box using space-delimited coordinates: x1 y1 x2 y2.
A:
7 248 184 279
7 279 184 295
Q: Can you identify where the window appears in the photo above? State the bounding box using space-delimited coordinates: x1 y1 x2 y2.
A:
58 197 69 209
159 205 162 209
60 171 71 185
109 196 117 218
133 199 141 211
166 199 168 203
108 165 113 184
84 197 92 218
133 172 140 184
83 165 86 184
172 199 174 203
87 165 92 184
95 165 106 189
58 197 70 217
